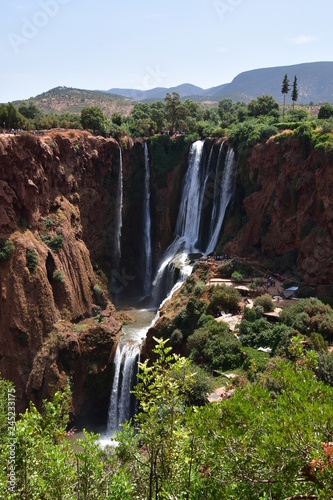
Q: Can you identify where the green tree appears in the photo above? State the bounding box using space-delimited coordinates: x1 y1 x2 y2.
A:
291 75 298 116
131 337 194 499
164 92 188 134
218 98 238 127
247 95 280 118
189 361 333 498
81 106 106 135
281 73 290 119
18 101 42 124
318 103 333 119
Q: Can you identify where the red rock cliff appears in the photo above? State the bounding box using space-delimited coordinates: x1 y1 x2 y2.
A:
224 137 333 284
0 130 122 417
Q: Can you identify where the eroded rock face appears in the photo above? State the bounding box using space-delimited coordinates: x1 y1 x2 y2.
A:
225 137 333 284
0 130 122 416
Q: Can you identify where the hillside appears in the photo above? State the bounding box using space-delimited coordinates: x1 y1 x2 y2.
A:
108 61 333 104
17 86 135 118
107 83 206 101
209 61 333 103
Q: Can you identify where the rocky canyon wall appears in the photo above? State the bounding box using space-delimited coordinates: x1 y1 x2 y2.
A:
0 130 190 417
224 136 333 285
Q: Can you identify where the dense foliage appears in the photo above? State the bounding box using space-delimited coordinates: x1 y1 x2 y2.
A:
1 335 333 498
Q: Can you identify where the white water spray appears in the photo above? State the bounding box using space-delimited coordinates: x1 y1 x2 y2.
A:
143 142 152 296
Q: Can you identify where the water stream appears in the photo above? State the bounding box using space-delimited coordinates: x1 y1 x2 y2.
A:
101 140 236 445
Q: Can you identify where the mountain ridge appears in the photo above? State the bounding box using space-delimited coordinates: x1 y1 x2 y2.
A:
107 61 333 104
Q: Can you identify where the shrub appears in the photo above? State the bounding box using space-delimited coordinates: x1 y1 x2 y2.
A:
0 239 15 262
170 329 183 346
41 234 63 252
44 217 55 229
242 346 270 374
193 280 206 296
93 284 102 296
206 284 241 316
231 271 243 282
26 249 38 273
318 104 333 120
253 294 275 312
316 352 333 386
53 269 65 284
187 319 243 371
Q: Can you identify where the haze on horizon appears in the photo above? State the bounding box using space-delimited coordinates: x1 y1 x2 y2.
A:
1 0 333 103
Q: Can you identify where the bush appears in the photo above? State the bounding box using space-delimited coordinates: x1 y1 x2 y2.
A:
187 319 243 371
41 234 63 252
231 271 243 282
26 249 38 273
44 217 55 229
242 346 270 374
93 284 102 295
170 329 183 346
318 104 333 120
253 294 275 312
53 269 65 284
206 284 241 316
316 352 333 386
0 239 15 262
170 363 213 406
193 280 206 296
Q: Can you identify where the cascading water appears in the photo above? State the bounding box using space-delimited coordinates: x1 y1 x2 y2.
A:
175 140 205 251
151 140 236 304
142 142 152 297
209 141 224 237
113 147 123 270
107 342 140 433
104 139 237 441
205 148 236 255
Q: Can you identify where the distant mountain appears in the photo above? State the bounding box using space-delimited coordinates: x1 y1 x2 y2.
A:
207 61 333 103
12 62 333 115
17 86 134 117
107 83 206 101
108 62 333 104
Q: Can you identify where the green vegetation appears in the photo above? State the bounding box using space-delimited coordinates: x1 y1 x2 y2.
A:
93 284 102 296
1 332 333 498
81 106 107 136
26 249 38 274
43 217 55 229
253 293 275 312
53 269 64 284
40 234 63 252
0 239 15 262
281 73 290 119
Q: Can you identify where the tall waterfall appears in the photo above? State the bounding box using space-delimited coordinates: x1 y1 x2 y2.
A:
107 342 140 433
151 140 236 305
175 140 205 251
205 148 236 255
209 141 224 237
114 147 123 269
142 142 152 296
105 140 237 438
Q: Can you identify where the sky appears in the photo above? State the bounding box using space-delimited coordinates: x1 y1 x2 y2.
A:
1 0 333 102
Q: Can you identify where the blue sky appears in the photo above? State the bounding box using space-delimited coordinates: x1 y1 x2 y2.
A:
1 0 332 102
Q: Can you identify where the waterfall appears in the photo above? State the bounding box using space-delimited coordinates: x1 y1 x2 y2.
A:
114 147 123 269
104 140 237 439
209 141 224 237
150 140 205 306
107 342 140 433
142 142 152 296
175 140 205 251
151 141 236 303
205 148 236 255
